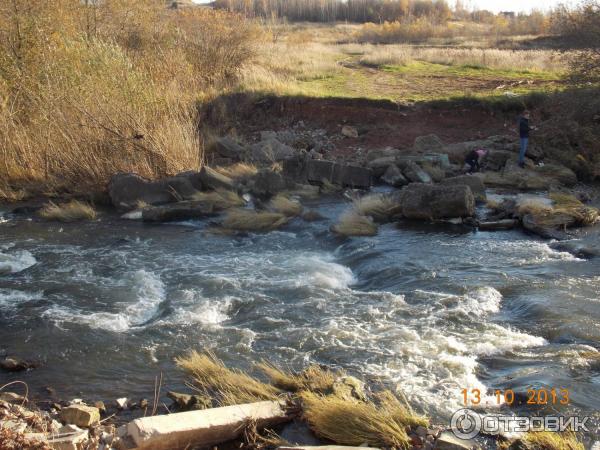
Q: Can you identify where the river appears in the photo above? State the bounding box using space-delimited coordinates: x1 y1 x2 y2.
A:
0 195 599 440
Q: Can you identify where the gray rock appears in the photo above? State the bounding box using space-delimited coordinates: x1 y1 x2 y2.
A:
434 431 476 450
478 219 518 231
402 161 432 184
341 125 358 138
249 169 289 199
108 173 198 210
306 160 371 189
400 183 475 220
368 157 397 177
423 153 451 169
60 405 100 428
208 136 245 159
0 357 35 372
414 134 444 152
0 392 26 404
522 213 573 240
199 166 235 191
366 147 401 162
381 165 408 187
248 138 296 163
440 175 486 202
534 164 578 186
142 201 217 222
481 150 513 171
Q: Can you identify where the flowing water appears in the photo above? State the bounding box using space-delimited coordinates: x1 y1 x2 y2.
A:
1 197 599 440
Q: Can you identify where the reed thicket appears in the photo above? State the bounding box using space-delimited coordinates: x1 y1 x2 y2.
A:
0 0 259 198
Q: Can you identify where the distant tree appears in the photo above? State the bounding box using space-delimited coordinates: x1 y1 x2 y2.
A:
553 0 600 83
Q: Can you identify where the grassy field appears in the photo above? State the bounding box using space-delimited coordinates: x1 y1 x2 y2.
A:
241 23 567 103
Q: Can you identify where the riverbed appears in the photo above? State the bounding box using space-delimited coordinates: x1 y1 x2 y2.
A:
1 196 599 438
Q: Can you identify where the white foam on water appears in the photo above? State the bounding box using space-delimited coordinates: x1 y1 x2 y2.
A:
42 270 165 332
288 255 355 289
0 289 43 310
315 285 546 417
169 289 232 327
0 249 36 274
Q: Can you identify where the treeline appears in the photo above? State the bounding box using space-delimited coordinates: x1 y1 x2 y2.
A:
213 0 452 23
212 0 547 26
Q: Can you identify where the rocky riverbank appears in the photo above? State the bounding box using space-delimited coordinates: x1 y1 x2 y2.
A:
6 126 597 252
1 354 585 450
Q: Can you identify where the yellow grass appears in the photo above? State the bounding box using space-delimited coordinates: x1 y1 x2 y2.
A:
256 362 339 393
0 2 258 198
215 163 258 180
353 193 400 223
38 200 97 222
522 431 585 450
516 198 553 218
300 391 411 448
222 209 289 232
175 351 280 406
375 390 429 429
269 194 303 217
191 189 245 210
332 211 378 237
550 192 599 226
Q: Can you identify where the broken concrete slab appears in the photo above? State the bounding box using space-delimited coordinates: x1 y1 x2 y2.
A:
141 200 216 222
306 160 371 189
108 173 198 210
122 400 291 450
60 404 100 428
199 166 235 192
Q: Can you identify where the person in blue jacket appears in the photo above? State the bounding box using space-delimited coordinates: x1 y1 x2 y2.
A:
518 110 535 168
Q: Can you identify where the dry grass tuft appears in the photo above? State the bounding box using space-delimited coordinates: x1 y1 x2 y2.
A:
375 390 429 429
516 198 553 218
222 209 288 232
269 195 303 217
521 431 584 450
550 192 599 226
332 211 378 237
300 391 411 448
38 200 97 222
320 179 343 195
353 193 400 223
175 351 280 406
257 362 339 393
215 163 258 180
191 189 245 211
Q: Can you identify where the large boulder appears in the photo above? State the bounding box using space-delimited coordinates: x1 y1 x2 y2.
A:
482 150 513 171
108 173 198 210
366 147 401 162
367 156 398 178
534 164 577 186
441 175 486 202
381 165 408 187
199 166 235 191
249 169 289 199
207 136 245 160
414 134 444 153
400 183 475 219
401 161 432 184
444 136 516 164
248 138 296 163
306 160 371 189
522 212 573 240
